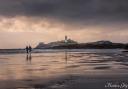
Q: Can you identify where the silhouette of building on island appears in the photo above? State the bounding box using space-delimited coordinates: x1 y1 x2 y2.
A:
35 36 78 49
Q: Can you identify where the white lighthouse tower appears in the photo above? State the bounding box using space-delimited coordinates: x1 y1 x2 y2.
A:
65 35 68 43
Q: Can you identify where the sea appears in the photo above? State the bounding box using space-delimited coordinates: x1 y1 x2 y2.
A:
0 49 127 80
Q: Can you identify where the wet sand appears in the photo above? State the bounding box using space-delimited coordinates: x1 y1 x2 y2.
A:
0 49 128 89
1 74 128 89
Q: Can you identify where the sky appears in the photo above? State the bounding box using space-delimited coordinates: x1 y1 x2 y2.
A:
0 0 128 48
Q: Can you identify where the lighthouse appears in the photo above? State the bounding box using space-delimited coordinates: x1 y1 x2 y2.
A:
65 35 68 43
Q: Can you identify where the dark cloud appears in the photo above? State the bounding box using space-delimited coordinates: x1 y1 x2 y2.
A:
0 0 128 23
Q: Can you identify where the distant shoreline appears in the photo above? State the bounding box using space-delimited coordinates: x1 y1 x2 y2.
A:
0 48 123 54
0 40 128 50
0 48 125 50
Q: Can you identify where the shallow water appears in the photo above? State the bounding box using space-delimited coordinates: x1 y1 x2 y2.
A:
0 49 128 81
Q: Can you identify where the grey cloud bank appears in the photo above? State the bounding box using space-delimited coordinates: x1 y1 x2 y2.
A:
0 0 128 23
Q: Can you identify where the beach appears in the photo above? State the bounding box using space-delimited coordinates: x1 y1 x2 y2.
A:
0 49 128 89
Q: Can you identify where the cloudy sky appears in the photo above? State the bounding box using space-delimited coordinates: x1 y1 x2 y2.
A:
0 0 128 48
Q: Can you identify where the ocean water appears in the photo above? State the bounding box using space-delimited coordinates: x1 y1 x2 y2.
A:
0 49 127 80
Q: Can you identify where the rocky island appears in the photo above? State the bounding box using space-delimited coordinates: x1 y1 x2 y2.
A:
35 37 126 49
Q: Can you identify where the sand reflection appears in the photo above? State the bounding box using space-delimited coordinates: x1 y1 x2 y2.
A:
26 54 32 64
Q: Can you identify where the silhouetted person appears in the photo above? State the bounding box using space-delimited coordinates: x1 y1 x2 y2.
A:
28 45 32 54
26 46 29 54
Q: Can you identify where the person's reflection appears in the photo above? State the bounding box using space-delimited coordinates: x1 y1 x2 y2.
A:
65 50 68 64
26 54 32 63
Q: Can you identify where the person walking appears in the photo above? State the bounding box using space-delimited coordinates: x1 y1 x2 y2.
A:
25 46 29 54
28 45 32 54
